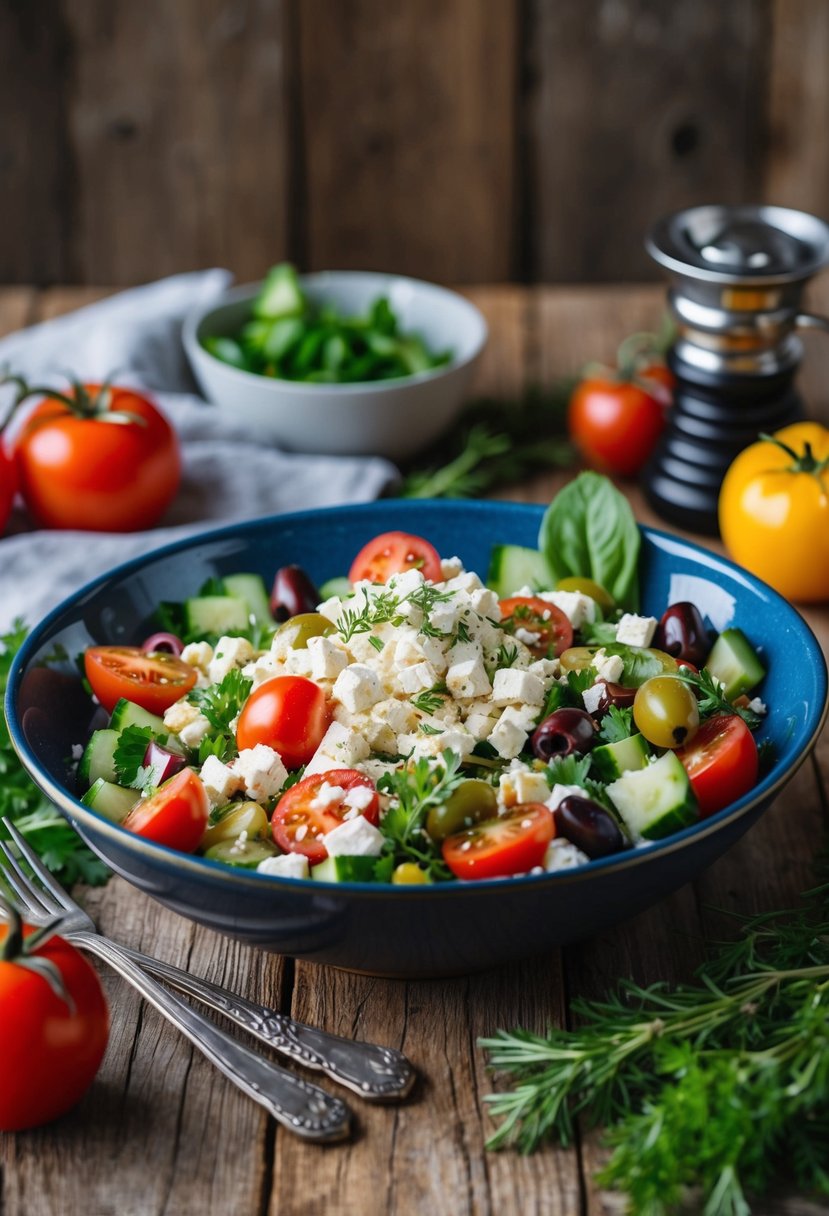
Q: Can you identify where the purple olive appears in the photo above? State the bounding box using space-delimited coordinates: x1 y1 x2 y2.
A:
141 631 184 657
595 681 637 716
270 565 320 621
143 740 186 784
654 602 711 667
531 708 597 761
554 795 626 858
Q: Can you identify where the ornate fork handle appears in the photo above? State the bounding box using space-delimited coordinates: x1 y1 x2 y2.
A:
73 932 351 1142
114 943 416 1102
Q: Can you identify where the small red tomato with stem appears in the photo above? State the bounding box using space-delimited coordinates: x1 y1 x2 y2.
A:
0 896 109 1131
7 379 180 531
236 675 329 769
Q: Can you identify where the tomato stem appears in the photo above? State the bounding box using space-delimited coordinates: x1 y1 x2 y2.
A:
759 432 829 476
0 893 24 961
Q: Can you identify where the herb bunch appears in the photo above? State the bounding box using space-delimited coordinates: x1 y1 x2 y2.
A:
481 873 829 1214
0 622 109 886
377 750 465 880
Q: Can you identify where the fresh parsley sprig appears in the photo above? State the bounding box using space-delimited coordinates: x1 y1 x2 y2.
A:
187 668 253 764
596 706 634 745
377 750 465 881
113 724 158 792
677 666 762 730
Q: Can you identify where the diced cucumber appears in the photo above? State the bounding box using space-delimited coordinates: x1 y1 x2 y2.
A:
253 264 306 320
606 752 698 841
223 574 274 626
81 778 139 823
591 733 651 782
318 576 352 601
203 839 278 869
487 545 555 597
311 855 379 883
78 729 120 787
705 628 765 701
109 698 166 735
184 594 250 638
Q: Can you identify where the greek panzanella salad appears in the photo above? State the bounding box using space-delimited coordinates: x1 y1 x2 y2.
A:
77 475 767 885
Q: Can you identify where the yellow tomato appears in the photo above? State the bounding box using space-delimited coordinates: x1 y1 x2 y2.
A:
718 423 829 603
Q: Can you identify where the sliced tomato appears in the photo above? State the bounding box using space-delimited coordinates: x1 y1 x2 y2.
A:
271 769 380 865
122 768 209 852
498 596 574 658
84 646 197 715
442 803 555 881
675 714 759 818
348 531 442 584
236 675 329 769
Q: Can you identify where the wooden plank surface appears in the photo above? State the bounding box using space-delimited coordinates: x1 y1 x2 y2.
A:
0 284 827 1216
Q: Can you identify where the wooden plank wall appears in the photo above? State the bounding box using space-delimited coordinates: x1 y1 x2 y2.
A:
0 0 827 286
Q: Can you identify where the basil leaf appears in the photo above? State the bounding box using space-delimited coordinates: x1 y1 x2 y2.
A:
538 472 640 610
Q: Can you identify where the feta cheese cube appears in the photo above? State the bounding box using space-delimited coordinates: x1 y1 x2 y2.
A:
332 664 384 713
582 683 606 715
464 711 498 741
498 767 551 808
306 635 349 682
389 567 426 598
304 722 370 776
316 595 345 624
323 815 384 858
428 597 462 634
592 649 625 684
163 700 202 734
398 661 439 694
491 668 544 707
439 555 464 580
446 656 492 700
178 712 212 749
489 706 533 759
615 614 658 649
242 653 280 687
469 587 501 620
546 783 584 812
284 647 315 677
443 571 484 595
538 591 596 629
208 636 254 684
232 744 288 801
199 754 243 808
257 853 310 880
544 838 590 871
372 698 418 735
181 641 214 674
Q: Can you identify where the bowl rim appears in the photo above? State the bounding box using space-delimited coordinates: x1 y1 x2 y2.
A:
182 272 489 396
6 499 828 899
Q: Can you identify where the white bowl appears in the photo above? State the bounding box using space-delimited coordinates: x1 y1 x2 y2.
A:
182 272 488 459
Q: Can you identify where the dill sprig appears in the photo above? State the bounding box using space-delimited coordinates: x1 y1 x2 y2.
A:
411 683 449 715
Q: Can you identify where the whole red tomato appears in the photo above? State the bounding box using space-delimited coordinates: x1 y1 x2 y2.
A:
0 902 109 1131
568 366 671 479
236 675 329 769
13 382 180 531
0 440 16 533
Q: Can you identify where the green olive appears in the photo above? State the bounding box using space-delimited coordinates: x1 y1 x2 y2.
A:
560 645 679 682
426 779 498 842
555 576 614 610
275 612 332 650
391 863 431 885
633 676 700 749
201 802 270 850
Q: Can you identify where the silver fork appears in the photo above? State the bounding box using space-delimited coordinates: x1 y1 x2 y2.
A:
0 820 414 1103
0 821 354 1143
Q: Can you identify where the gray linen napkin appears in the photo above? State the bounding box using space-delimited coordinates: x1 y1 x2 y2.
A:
0 271 398 632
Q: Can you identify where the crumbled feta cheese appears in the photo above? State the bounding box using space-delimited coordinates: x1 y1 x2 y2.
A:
181 641 214 674
163 699 202 734
232 744 288 801
389 567 427 597
199 754 244 807
310 781 347 810
489 706 534 759
332 664 384 713
747 697 767 715
443 571 484 595
615 614 658 649
257 853 310 879
284 648 315 677
208 636 254 684
499 767 551 807
544 838 590 871
469 587 501 620
582 682 606 715
243 653 280 687
464 710 498 741
342 784 375 811
323 815 384 858
491 668 544 707
315 595 345 624
304 722 370 776
398 661 439 695
178 712 212 749
428 598 461 634
372 698 418 735
592 649 625 684
537 590 596 629
439 555 464 580
514 627 539 647
546 783 584 812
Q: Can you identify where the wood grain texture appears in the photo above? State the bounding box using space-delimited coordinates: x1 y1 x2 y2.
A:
60 0 293 284
525 0 771 282
295 0 519 283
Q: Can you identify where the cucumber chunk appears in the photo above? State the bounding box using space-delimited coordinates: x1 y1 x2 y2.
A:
487 545 555 598
184 594 251 638
318 576 353 601
81 778 139 823
223 574 274 626
591 733 650 782
705 628 765 701
311 855 380 883
203 839 278 869
606 751 698 841
109 698 166 735
78 728 120 787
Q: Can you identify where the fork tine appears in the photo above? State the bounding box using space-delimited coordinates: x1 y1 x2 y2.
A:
1 819 73 914
0 839 57 918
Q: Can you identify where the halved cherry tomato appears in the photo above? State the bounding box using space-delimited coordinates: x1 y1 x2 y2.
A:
84 646 197 715
236 675 329 769
271 769 380 865
442 803 555 880
348 531 442 584
675 714 758 817
498 596 573 658
122 768 209 852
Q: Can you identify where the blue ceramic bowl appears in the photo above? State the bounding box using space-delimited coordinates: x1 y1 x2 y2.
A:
6 501 827 977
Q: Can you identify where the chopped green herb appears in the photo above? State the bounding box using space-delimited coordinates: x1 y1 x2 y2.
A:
677 667 762 730
596 706 634 745
377 751 464 881
411 684 449 715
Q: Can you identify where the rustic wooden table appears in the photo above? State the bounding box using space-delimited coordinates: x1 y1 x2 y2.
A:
1 285 827 1216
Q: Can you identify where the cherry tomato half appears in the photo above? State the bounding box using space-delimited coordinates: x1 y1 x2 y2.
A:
84 646 198 715
498 596 573 658
0 920 109 1131
348 531 442 584
568 375 667 478
675 714 759 818
271 769 380 865
236 675 329 769
122 768 209 852
442 803 555 881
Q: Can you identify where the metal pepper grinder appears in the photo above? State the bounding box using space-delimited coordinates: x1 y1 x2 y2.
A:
643 204 829 535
